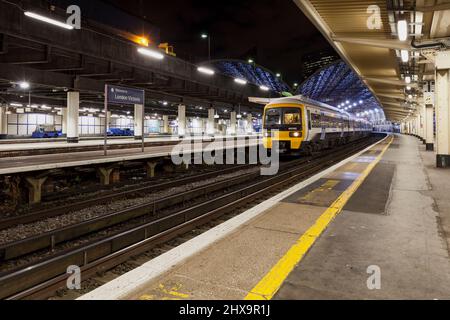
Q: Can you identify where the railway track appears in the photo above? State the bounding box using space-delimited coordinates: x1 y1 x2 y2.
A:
0 164 256 230
0 135 384 300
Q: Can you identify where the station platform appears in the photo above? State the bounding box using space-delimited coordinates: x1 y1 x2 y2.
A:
79 134 450 300
0 136 259 175
0 134 258 153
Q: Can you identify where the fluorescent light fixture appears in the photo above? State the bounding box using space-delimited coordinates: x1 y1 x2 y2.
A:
408 94 413 99
406 86 411 91
400 50 409 63
248 59 254 64
397 20 408 41
359 100 363 104
214 114 220 119
24 11 74 30
237 114 242 119
137 47 164 60
10 103 23 107
259 85 269 91
41 105 51 110
346 100 350 104
197 67 215 75
234 78 247 85
163 101 168 106
276 73 281 78
405 76 411 84
19 81 30 89
201 34 208 39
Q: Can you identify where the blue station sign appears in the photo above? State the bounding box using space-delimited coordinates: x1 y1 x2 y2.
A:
106 85 145 105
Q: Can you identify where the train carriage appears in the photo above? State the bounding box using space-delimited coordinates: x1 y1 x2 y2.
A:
251 95 372 154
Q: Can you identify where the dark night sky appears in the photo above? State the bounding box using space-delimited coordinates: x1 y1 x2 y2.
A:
103 0 333 85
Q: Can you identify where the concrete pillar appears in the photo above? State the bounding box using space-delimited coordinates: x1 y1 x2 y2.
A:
134 104 143 140
420 104 426 142
67 92 79 143
60 107 67 136
207 108 215 136
145 161 158 178
0 106 7 138
178 104 186 137
230 112 237 136
435 51 450 167
425 105 434 151
97 167 114 186
163 115 169 134
247 113 253 134
25 176 48 204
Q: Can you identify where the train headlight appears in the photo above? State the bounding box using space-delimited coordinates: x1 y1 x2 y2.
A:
289 132 301 138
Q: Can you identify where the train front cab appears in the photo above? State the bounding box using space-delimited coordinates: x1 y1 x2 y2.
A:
262 103 306 153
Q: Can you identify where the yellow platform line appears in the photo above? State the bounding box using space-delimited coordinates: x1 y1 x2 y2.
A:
245 136 393 300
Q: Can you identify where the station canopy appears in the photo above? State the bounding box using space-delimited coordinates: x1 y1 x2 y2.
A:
208 60 291 93
297 60 384 116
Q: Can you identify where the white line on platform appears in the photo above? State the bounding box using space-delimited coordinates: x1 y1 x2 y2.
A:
78 136 388 300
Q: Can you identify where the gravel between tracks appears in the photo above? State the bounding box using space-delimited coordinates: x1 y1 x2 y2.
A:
0 167 259 246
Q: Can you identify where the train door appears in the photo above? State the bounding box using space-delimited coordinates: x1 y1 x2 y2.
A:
307 109 312 140
320 112 326 140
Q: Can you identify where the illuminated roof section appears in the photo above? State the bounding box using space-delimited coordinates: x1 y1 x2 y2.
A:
296 60 383 113
208 59 291 93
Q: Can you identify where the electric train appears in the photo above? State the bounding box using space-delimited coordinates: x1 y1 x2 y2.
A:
251 96 372 154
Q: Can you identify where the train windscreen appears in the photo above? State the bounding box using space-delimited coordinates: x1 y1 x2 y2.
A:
264 107 302 129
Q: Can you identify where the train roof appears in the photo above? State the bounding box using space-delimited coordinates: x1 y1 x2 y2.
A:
249 95 369 122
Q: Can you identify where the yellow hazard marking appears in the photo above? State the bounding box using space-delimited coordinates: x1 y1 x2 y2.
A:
245 136 393 300
139 283 190 300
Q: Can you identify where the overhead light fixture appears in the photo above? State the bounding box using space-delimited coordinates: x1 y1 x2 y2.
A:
10 103 23 107
237 114 242 119
408 94 413 99
397 20 408 41
197 67 215 75
346 100 350 105
19 81 30 90
162 101 168 106
24 11 74 30
137 47 164 60
201 33 208 39
405 76 411 84
234 78 247 85
359 100 363 104
406 86 412 91
248 59 254 64
401 50 409 63
276 73 281 78
259 85 270 91
214 114 220 119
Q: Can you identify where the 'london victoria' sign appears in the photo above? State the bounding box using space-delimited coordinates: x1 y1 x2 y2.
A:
106 85 145 105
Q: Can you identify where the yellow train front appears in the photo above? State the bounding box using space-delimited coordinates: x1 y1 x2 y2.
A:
262 102 305 153
261 96 373 154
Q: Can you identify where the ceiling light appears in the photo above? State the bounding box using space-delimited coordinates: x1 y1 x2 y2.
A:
397 20 408 41
24 11 74 30
259 85 269 91
10 103 23 107
401 50 409 63
137 47 164 60
19 81 30 89
197 67 215 75
234 78 247 85
405 76 411 84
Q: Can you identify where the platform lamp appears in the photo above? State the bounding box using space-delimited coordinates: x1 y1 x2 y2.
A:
201 33 211 61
